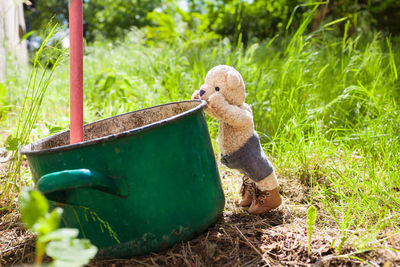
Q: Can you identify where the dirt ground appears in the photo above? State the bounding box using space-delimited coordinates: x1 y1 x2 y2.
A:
1 150 399 267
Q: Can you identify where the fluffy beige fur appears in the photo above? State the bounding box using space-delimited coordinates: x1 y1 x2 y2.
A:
192 65 278 191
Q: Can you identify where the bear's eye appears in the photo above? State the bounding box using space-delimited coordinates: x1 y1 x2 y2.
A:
215 86 220 91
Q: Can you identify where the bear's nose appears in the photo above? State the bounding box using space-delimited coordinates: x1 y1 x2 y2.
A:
199 89 206 96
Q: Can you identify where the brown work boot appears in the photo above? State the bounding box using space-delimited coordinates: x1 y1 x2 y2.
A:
238 177 255 207
248 187 282 215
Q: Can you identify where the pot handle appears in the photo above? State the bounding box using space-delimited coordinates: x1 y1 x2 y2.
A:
37 169 129 202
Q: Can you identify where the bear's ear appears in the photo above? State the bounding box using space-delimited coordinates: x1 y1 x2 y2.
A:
227 70 242 89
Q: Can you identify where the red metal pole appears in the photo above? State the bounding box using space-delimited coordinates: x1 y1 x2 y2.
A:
69 0 84 144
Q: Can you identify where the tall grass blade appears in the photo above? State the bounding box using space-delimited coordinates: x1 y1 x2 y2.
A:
1 23 65 208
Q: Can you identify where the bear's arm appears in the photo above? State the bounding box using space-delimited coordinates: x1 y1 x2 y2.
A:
192 90 225 119
204 106 222 119
208 93 253 128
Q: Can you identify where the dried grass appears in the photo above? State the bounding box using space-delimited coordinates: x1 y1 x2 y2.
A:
1 159 399 267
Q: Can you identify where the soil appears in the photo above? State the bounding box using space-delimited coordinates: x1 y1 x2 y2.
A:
1 151 399 267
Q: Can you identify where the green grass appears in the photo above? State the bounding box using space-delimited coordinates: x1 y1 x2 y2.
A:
1 17 399 259
1 24 65 206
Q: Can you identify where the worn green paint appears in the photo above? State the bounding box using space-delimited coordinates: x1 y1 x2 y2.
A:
21 101 225 259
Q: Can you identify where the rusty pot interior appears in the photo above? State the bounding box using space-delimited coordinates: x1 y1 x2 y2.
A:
23 100 202 153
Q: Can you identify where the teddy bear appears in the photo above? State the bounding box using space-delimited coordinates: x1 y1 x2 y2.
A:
191 65 282 214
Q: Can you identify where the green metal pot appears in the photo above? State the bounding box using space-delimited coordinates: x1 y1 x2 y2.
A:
20 100 225 259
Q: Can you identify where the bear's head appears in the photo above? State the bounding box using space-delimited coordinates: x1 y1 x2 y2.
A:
198 65 245 106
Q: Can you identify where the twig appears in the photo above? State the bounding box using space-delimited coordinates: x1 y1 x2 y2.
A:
321 251 373 265
280 260 310 266
130 258 155 267
1 240 25 255
233 225 274 266
150 256 158 266
221 227 234 247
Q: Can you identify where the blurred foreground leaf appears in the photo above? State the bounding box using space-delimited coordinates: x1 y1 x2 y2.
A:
20 190 49 229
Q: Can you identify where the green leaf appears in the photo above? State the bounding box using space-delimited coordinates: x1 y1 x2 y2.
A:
39 228 79 244
45 122 65 135
4 135 19 151
0 83 7 117
307 205 317 230
47 238 98 267
18 30 36 44
322 17 348 28
20 190 49 229
0 83 6 104
49 126 65 135
33 207 63 236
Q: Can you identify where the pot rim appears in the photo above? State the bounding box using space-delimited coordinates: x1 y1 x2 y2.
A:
20 100 206 156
